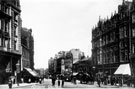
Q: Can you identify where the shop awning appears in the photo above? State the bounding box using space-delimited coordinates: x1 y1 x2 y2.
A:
73 72 78 76
114 64 131 75
24 68 39 77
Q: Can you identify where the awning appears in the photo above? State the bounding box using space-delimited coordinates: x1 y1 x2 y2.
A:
24 68 39 77
73 72 78 76
114 64 131 75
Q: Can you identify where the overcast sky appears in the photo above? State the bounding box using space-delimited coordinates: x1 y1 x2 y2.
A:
20 0 127 69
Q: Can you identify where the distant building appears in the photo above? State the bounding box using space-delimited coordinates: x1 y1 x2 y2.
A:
35 68 45 77
0 0 22 84
70 49 82 64
21 28 34 70
48 57 55 75
21 27 36 82
48 49 85 76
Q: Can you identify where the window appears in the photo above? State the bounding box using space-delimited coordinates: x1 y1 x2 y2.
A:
132 14 135 23
125 50 128 61
0 4 1 10
14 40 16 50
0 37 2 46
5 40 8 48
124 27 127 37
5 22 9 32
132 43 135 54
132 28 135 37
0 20 1 29
120 51 124 62
120 28 124 39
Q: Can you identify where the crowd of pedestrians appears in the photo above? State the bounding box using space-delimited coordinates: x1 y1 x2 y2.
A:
51 74 65 87
95 74 131 87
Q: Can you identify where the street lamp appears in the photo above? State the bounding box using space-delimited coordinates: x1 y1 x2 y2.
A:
92 66 96 78
16 62 20 86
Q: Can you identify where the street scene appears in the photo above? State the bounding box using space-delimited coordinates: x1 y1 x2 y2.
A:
1 0 135 89
0 79 134 89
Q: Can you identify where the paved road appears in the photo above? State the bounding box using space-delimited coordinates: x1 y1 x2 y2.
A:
10 79 134 89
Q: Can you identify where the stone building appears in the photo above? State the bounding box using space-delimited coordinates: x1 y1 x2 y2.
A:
21 28 34 70
21 27 37 82
0 0 22 84
92 0 132 75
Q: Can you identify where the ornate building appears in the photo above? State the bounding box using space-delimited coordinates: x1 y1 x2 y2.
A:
0 0 22 84
92 0 132 76
129 0 135 83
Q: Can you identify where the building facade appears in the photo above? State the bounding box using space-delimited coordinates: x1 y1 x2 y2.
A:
73 57 92 73
21 28 34 70
48 57 55 75
70 49 82 64
21 27 36 82
48 49 85 76
0 0 22 84
92 0 132 76
130 0 135 80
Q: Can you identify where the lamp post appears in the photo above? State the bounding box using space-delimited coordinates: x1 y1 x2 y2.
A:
92 66 96 79
16 62 20 86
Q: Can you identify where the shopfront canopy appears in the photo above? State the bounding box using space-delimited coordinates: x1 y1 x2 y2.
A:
73 72 78 76
114 64 131 75
24 68 39 77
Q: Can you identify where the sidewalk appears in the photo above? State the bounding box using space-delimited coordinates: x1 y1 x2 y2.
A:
72 80 135 88
0 83 37 89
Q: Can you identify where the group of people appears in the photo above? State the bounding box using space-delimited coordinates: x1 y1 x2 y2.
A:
95 75 125 87
51 74 65 87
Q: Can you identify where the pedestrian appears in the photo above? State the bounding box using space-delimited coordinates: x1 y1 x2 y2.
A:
73 77 76 84
58 76 60 87
21 78 24 83
97 77 101 87
52 74 56 86
61 74 65 87
28 78 31 83
39 78 42 84
8 78 12 89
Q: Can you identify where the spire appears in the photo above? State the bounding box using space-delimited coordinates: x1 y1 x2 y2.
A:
99 16 101 21
133 0 135 3
114 10 116 14
123 0 125 5
111 12 113 17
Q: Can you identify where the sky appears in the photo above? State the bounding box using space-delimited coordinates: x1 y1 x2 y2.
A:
20 0 128 69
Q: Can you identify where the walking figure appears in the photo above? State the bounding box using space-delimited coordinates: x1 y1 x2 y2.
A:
8 78 12 89
39 78 42 84
52 74 56 86
58 75 60 86
61 74 65 87
58 77 60 86
97 77 101 87
73 77 76 84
